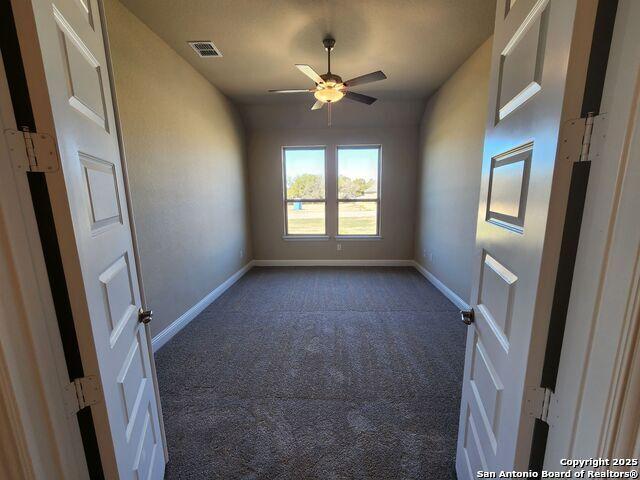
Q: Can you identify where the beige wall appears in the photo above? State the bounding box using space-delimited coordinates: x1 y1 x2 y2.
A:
104 0 252 337
244 101 420 260
414 38 492 303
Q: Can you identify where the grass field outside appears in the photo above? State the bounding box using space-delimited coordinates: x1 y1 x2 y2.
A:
338 202 378 235
286 202 325 235
286 202 378 235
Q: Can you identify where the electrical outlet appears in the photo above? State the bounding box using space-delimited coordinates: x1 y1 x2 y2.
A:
240 248 244 258
337 243 342 251
428 252 434 263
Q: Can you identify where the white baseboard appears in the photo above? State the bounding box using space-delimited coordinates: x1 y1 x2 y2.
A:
252 259 414 267
152 261 254 352
411 261 470 310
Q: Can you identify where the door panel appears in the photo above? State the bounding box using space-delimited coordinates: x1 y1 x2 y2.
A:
497 3 549 121
486 144 532 232
457 0 596 477
80 152 123 232
12 0 166 477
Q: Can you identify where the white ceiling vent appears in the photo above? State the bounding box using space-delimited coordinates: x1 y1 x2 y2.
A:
188 41 222 58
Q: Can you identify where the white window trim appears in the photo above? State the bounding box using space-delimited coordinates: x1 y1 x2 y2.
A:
282 235 330 241
334 235 383 241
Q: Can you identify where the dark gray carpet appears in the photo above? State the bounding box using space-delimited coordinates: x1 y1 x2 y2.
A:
156 267 466 479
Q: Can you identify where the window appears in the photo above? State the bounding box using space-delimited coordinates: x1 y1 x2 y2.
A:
337 146 381 236
283 147 326 236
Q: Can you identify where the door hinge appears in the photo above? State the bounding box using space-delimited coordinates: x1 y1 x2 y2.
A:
4 128 59 173
579 112 596 162
560 112 602 164
525 386 557 426
63 375 102 417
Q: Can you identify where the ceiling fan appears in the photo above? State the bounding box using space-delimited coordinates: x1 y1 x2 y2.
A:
268 37 387 125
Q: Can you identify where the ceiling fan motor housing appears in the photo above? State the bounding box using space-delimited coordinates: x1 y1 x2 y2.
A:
321 73 343 86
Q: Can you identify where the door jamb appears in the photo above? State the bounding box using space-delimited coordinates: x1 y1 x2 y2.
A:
1 0 105 477
0 12 91 480
544 0 640 467
4 0 168 476
528 0 620 470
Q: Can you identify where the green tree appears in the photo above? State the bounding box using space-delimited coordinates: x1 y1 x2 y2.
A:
338 176 374 198
287 174 324 199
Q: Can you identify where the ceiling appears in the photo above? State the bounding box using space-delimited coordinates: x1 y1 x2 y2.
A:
118 0 496 105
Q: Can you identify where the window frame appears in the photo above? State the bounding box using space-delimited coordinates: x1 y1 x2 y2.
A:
335 144 382 238
281 146 328 238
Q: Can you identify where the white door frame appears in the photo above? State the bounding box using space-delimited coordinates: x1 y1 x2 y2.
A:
0 44 89 480
1 0 166 477
546 0 640 468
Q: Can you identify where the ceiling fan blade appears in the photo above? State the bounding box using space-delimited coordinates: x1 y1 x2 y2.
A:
344 91 377 105
311 100 325 110
296 64 324 84
343 70 387 87
268 89 313 93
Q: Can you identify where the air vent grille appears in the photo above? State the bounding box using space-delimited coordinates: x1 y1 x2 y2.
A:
188 41 222 58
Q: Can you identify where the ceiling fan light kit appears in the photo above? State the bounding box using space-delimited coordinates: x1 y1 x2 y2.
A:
314 85 344 103
268 36 387 125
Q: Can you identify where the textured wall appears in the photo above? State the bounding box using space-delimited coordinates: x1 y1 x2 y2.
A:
104 0 252 337
245 119 419 260
414 38 492 303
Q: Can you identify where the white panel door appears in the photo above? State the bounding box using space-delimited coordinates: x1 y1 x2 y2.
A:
456 0 596 477
12 0 166 478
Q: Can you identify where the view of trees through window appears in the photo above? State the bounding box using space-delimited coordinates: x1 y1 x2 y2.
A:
284 148 326 235
338 147 380 235
287 173 324 199
283 146 380 236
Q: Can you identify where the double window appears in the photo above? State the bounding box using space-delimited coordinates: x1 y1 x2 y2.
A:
283 145 381 237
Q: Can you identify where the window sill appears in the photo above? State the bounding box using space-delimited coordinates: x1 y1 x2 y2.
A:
334 235 383 241
282 235 330 241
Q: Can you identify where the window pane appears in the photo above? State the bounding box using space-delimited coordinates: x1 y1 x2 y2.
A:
287 202 325 235
338 201 378 235
338 147 379 200
284 148 325 200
